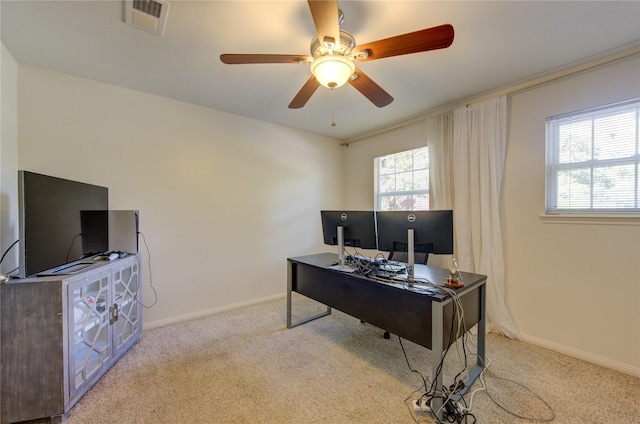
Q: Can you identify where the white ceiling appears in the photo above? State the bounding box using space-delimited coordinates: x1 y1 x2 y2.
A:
2 1 639 141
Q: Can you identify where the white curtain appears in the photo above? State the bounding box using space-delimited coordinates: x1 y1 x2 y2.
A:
452 95 521 339
427 113 454 210
426 113 454 269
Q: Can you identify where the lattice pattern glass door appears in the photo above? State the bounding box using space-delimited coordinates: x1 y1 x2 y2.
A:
68 272 112 398
112 260 141 353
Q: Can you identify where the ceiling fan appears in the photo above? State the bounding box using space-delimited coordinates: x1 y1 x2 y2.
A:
220 0 454 110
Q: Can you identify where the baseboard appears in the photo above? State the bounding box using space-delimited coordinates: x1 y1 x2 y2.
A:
521 333 640 377
143 293 286 330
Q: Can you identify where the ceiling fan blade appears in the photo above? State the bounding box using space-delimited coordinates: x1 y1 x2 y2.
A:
289 76 321 109
220 54 311 64
353 24 454 61
348 68 393 108
307 0 340 50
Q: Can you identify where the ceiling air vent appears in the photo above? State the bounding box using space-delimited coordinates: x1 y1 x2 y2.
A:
125 0 170 36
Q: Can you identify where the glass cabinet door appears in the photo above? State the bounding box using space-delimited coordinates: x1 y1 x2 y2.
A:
68 272 112 400
112 260 141 354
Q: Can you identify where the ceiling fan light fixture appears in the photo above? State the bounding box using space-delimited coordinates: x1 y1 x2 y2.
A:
310 55 356 89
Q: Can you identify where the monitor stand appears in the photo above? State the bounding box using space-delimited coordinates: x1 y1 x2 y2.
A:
328 225 356 273
406 228 415 281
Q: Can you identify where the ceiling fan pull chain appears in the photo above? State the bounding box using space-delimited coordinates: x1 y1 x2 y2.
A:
331 88 336 127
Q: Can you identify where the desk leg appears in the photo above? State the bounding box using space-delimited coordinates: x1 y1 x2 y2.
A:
451 282 487 401
431 301 445 419
431 283 487 419
477 283 487 367
286 260 331 329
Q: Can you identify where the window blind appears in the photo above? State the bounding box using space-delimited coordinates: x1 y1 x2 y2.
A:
546 99 639 213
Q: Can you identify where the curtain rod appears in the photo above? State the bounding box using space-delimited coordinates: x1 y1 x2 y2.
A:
341 42 640 146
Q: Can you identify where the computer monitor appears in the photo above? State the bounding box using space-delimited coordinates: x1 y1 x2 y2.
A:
320 211 377 272
81 210 140 255
321 211 377 249
376 210 454 279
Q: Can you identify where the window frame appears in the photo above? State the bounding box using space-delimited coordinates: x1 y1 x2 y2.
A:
374 146 430 212
544 98 640 220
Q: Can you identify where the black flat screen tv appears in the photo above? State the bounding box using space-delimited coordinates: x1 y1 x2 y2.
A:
18 171 109 278
376 210 454 255
320 210 377 250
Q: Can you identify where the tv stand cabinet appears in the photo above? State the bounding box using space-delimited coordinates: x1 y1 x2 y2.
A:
1 255 142 423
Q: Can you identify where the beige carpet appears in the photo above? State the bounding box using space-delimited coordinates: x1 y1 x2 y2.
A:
26 295 640 423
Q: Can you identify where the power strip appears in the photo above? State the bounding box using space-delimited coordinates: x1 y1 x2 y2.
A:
413 398 431 413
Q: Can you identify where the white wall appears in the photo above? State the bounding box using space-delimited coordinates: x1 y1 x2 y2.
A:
16 65 343 327
1 43 18 274
503 56 640 375
343 57 640 375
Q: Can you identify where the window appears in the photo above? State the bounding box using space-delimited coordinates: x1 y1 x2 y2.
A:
375 147 429 211
546 99 639 214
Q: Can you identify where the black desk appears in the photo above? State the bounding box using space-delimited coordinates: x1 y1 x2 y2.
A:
287 252 486 416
